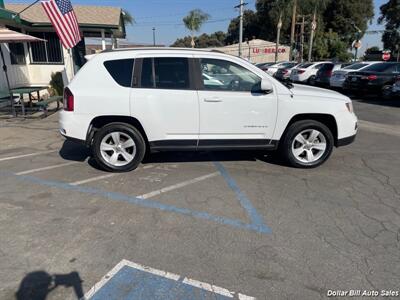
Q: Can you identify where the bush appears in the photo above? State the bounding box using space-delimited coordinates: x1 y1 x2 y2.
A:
49 72 64 96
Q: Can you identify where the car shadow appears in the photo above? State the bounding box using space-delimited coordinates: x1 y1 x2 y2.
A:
58 140 289 170
15 270 84 300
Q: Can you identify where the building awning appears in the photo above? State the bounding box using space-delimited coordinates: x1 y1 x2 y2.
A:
0 26 45 43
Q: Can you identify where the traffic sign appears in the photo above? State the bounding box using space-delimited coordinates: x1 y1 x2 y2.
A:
382 51 391 61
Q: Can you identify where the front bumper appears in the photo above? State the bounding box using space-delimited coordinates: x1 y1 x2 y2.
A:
337 134 356 147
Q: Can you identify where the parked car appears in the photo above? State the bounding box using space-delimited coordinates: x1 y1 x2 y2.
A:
290 62 330 84
274 63 301 81
314 63 349 87
330 62 380 89
60 48 357 171
264 61 296 76
256 62 275 72
343 62 400 95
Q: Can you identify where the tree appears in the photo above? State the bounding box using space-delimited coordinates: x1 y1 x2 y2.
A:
183 9 210 48
122 10 134 25
323 0 374 46
171 31 227 48
378 0 400 53
225 10 260 44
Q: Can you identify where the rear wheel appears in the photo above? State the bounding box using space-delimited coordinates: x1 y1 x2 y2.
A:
281 120 334 168
92 123 146 172
308 75 316 85
382 85 393 99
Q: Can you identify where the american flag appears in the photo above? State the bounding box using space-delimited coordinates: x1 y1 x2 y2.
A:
41 0 81 49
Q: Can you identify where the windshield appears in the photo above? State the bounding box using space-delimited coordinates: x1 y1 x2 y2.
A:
343 63 368 70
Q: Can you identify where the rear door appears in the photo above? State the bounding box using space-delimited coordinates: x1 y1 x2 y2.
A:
130 54 199 149
194 56 278 147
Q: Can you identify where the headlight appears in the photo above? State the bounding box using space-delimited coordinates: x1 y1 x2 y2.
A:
345 102 353 113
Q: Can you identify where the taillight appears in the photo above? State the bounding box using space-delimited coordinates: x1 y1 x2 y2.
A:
283 69 289 74
298 70 305 74
362 75 377 81
63 87 74 111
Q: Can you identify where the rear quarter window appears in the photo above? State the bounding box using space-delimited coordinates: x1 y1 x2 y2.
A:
104 59 134 87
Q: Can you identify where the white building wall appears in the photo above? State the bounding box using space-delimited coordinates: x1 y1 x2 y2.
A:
0 42 74 91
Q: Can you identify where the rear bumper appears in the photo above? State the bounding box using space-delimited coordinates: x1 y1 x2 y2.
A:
337 134 356 147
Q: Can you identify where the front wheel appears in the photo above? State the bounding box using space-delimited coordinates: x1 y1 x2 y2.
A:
281 120 334 168
92 123 146 172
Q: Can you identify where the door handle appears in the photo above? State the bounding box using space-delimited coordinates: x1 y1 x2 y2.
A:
204 97 222 102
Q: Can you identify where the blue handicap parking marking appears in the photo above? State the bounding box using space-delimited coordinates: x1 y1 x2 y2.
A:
1 159 271 235
90 265 231 300
86 260 255 300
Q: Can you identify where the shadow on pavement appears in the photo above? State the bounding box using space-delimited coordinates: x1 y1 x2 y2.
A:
59 140 90 162
15 271 84 300
59 140 289 170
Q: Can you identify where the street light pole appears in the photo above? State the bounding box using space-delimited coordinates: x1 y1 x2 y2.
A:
152 27 156 46
308 8 317 62
235 0 247 57
289 0 297 61
275 12 282 63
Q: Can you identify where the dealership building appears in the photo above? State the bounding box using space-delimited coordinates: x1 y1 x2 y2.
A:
212 39 290 64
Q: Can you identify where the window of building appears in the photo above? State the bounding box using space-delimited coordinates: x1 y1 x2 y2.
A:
9 43 26 65
28 32 63 64
104 59 135 87
200 58 261 92
141 57 190 89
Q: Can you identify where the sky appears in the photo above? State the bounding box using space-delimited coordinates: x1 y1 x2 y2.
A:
8 0 388 54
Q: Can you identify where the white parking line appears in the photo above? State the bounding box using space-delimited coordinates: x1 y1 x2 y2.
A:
69 173 118 186
16 162 79 175
0 150 57 162
68 164 155 186
84 259 255 300
136 172 219 199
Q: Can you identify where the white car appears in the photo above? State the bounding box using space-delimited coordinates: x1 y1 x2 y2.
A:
290 62 329 83
264 61 295 76
330 61 381 88
60 48 357 172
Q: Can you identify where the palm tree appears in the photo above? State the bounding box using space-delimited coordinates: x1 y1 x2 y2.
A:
122 10 135 26
183 9 210 48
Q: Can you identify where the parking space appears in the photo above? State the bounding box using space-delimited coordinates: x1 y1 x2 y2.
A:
1 100 400 299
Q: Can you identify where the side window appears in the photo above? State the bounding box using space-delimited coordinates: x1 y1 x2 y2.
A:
313 64 323 70
200 58 261 92
140 57 190 89
104 59 134 87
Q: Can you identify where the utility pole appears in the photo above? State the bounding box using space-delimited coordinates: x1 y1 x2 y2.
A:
300 16 305 62
308 8 317 62
275 12 283 63
235 0 247 57
289 0 297 61
152 27 156 46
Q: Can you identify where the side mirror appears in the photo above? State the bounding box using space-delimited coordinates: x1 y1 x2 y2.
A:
261 78 273 93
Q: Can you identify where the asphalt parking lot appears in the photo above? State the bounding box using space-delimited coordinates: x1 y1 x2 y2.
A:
0 97 399 299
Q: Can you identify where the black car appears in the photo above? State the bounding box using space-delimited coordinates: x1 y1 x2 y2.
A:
314 63 348 86
343 62 400 95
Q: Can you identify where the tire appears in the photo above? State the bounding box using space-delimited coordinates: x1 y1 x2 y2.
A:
92 122 146 172
382 85 393 100
281 120 334 168
308 76 316 85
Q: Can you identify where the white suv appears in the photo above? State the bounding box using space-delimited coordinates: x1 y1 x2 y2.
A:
59 48 357 172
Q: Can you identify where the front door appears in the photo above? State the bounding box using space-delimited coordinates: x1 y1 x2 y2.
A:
196 57 277 147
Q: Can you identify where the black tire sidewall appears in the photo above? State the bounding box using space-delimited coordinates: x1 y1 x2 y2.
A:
283 120 334 168
92 123 146 172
